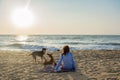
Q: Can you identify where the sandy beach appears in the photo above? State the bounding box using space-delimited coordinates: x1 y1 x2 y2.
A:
0 50 120 80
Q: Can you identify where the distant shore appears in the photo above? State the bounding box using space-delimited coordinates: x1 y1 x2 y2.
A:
0 50 120 80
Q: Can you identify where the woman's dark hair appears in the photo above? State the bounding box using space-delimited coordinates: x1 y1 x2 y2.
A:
62 45 70 55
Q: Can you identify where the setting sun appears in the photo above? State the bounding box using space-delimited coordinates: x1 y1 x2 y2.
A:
11 8 34 28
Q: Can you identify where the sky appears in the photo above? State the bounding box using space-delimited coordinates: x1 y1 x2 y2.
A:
0 0 120 35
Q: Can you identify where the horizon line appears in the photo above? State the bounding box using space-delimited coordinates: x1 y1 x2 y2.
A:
0 33 120 36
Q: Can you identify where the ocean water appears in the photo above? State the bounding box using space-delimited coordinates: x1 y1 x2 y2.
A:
0 35 120 51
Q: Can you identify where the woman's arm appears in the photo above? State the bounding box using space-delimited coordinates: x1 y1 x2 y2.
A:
55 55 63 72
71 53 76 70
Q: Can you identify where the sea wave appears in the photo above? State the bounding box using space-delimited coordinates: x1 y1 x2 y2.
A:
98 43 120 45
0 35 120 51
58 42 120 46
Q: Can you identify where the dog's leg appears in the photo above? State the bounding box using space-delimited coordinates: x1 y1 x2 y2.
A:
41 57 44 63
34 56 36 62
39 56 43 63
43 56 46 62
41 56 46 63
43 57 47 65
32 55 36 62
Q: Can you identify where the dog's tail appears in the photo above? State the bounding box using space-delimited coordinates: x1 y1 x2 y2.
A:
27 52 33 56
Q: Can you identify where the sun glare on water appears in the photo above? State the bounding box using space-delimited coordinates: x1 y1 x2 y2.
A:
16 35 28 41
11 8 34 28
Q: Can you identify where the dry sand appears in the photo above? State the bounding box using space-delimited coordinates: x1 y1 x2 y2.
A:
0 50 120 80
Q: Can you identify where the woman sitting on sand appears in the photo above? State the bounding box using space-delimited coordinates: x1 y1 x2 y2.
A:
54 45 76 72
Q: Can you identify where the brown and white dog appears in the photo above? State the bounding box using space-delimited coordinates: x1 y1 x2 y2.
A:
30 48 46 62
44 53 56 65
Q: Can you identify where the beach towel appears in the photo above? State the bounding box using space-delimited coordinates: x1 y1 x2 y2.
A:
39 65 75 73
39 65 55 73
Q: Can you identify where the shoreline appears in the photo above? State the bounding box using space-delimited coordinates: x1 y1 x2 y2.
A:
0 50 120 80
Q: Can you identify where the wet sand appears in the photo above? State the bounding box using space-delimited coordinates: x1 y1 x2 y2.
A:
0 50 120 80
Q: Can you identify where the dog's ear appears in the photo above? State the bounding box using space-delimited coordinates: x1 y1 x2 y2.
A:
42 48 46 50
47 53 53 55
